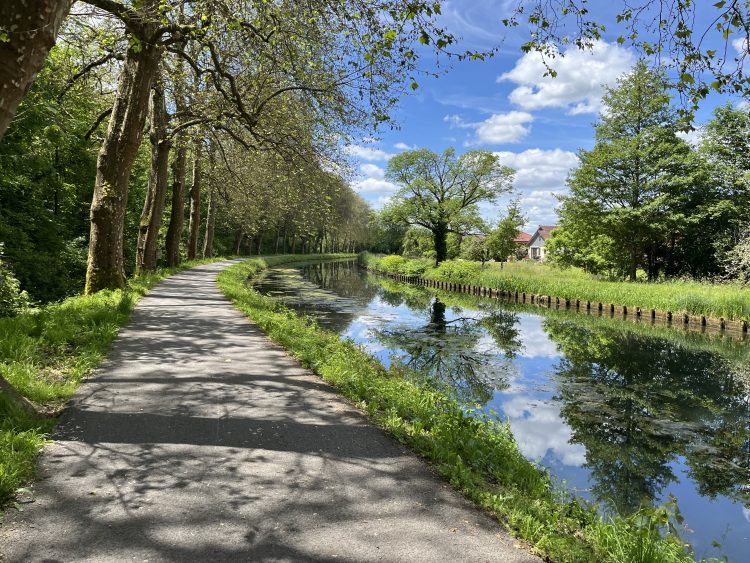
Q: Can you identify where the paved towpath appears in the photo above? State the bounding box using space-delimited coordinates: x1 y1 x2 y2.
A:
1 260 539 562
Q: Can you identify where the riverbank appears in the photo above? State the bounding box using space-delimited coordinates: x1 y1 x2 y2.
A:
0 254 350 507
361 253 750 329
218 258 693 563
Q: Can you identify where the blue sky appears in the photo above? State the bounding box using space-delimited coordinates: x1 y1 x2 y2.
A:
345 0 748 233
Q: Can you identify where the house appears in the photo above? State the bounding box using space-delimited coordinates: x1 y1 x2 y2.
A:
528 225 558 261
511 232 532 260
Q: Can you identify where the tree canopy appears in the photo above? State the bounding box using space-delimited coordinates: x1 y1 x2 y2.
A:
383 148 514 263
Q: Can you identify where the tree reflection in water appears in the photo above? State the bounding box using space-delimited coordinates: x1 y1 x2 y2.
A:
372 296 522 404
545 318 750 516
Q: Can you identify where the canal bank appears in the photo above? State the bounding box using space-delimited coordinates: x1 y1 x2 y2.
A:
359 253 750 338
219 258 727 562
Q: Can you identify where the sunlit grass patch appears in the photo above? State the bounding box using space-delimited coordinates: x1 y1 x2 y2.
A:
362 253 750 322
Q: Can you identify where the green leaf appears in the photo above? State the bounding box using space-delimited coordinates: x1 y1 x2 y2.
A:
410 81 418 90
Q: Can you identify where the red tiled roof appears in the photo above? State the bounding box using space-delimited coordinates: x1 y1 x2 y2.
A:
513 232 532 244
536 226 558 240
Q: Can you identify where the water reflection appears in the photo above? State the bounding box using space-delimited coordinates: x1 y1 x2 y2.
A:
546 318 750 517
372 299 520 404
253 260 750 560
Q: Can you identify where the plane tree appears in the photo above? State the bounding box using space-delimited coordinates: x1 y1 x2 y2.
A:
383 148 514 264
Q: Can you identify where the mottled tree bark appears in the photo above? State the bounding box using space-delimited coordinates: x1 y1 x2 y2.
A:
164 138 187 266
202 185 216 258
233 228 243 255
85 39 161 293
136 76 171 273
187 144 202 260
0 0 71 140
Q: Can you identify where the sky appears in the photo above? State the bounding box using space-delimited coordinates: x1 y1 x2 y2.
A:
344 0 748 234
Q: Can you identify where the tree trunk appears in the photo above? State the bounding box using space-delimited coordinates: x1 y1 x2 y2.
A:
433 223 448 264
202 185 216 258
0 0 71 140
256 231 264 255
233 228 243 255
187 143 202 260
165 137 187 266
85 40 161 294
0 375 43 417
136 76 171 274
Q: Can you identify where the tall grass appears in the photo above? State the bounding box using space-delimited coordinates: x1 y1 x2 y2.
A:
218 258 694 563
361 253 750 321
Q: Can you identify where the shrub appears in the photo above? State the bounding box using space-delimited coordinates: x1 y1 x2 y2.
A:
0 247 30 317
432 259 482 282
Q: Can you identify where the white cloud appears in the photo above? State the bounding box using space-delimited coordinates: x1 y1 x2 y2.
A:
493 148 579 229
733 37 748 55
394 142 418 150
352 178 399 194
739 100 750 111
374 195 393 208
360 163 385 179
494 148 579 192
518 191 562 232
445 111 534 145
676 128 703 147
344 144 393 161
499 40 636 115
502 396 587 466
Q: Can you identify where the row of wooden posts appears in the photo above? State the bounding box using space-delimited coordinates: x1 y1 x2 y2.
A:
372 270 749 338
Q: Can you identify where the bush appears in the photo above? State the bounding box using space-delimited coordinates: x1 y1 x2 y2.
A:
432 259 482 282
0 248 29 317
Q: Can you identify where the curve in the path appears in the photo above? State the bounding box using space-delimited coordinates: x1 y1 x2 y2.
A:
0 260 538 563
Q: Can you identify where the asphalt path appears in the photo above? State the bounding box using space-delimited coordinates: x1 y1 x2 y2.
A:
1 260 539 562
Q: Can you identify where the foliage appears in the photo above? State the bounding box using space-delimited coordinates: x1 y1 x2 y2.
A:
0 46 106 302
554 61 711 281
0 246 29 317
219 258 694 562
508 1 750 118
383 148 514 263
360 253 750 321
699 103 750 264
460 236 491 266
725 228 750 284
367 214 407 255
487 200 526 261
431 260 482 282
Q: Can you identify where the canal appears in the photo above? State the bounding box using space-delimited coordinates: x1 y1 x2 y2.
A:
252 259 750 561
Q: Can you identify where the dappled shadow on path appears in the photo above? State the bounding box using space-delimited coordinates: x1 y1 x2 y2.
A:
2 261 535 563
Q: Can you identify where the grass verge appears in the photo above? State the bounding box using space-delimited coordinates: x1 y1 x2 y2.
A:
217 257 694 563
0 256 240 506
360 253 750 322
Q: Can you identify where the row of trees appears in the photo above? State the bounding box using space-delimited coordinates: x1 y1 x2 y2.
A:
1 0 483 304
548 61 750 281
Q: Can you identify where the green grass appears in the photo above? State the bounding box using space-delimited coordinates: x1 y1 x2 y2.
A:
0 256 261 505
217 257 694 563
0 254 353 506
361 253 750 322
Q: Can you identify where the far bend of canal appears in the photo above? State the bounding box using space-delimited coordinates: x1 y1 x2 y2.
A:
252 259 750 561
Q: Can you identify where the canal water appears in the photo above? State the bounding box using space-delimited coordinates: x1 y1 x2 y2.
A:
252 259 750 561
